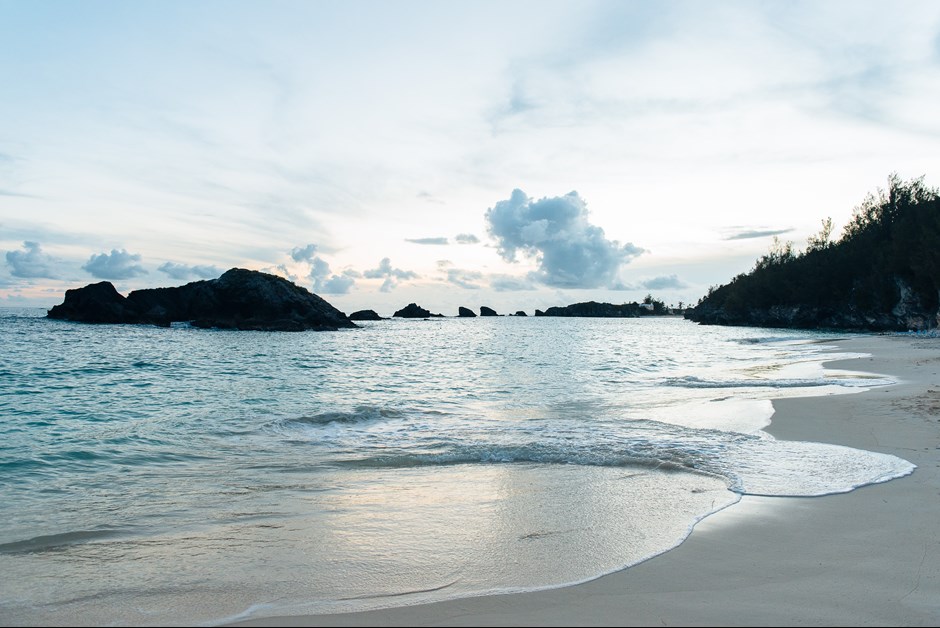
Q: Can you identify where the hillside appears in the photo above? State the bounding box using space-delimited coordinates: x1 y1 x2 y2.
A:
686 175 940 331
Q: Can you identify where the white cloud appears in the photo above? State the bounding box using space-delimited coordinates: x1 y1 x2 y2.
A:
489 274 536 292
485 189 643 288
363 257 418 292
640 274 687 290
455 233 480 244
5 241 57 279
157 262 222 280
291 244 319 262
724 228 794 241
82 248 147 280
318 274 355 294
445 268 483 290
406 237 449 245
307 251 355 294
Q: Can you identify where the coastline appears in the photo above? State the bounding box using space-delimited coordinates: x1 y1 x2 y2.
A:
232 335 940 627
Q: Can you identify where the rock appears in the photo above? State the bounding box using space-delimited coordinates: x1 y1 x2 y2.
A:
538 301 642 317
514 310 527 317
46 281 145 325
479 306 498 316
48 268 357 332
349 309 384 321
684 276 936 332
458 306 476 318
393 303 433 318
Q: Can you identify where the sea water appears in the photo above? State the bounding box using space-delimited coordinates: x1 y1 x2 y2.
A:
0 310 914 625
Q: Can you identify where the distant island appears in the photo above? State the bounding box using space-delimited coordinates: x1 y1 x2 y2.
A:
534 299 666 317
686 176 940 331
383 298 670 320
47 268 356 332
349 309 384 321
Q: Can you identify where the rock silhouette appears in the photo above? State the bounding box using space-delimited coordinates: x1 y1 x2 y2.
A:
47 268 356 332
349 310 384 321
393 303 433 318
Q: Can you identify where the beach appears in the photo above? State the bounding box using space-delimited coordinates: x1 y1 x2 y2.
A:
233 334 940 627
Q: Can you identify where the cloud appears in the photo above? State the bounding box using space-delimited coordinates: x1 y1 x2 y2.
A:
5 241 57 279
489 274 537 291
417 191 445 204
724 228 794 240
405 237 449 245
291 244 319 262
455 233 480 244
318 274 355 294
269 263 300 284
0 189 38 198
485 189 643 288
287 244 356 294
446 268 484 289
640 274 688 290
82 249 147 280
157 262 222 280
307 254 355 294
363 257 418 292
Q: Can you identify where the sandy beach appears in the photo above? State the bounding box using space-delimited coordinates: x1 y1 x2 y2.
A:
233 335 940 627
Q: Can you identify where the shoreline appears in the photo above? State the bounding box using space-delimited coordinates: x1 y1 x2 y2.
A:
232 335 940 627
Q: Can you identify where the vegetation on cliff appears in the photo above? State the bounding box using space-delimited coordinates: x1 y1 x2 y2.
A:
687 175 940 330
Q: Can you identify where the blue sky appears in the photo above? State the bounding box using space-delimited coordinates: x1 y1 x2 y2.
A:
2 0 939 314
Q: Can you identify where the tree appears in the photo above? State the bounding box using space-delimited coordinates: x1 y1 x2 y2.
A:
806 217 833 251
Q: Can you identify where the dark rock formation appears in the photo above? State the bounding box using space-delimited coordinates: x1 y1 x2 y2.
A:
45 281 137 324
47 268 356 331
686 279 938 331
349 309 384 321
393 303 433 318
458 306 476 318
514 310 528 317
537 301 642 318
479 306 498 316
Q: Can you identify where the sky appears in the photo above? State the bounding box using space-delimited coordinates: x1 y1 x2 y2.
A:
2 0 940 315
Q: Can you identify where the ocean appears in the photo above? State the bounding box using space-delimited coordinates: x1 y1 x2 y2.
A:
0 309 914 626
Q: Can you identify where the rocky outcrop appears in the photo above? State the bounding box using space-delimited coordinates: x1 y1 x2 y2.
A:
480 306 498 316
536 301 642 318
349 309 384 321
458 306 476 318
394 303 433 318
686 280 938 332
45 281 139 324
514 310 527 317
47 268 357 331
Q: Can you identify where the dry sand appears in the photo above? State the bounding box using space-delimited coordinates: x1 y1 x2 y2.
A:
233 335 940 627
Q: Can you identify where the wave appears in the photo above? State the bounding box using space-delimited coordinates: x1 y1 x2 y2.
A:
331 446 703 476
273 406 406 429
663 374 889 389
321 421 914 498
0 528 133 555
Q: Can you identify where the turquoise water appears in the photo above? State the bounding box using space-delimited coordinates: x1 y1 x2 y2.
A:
0 310 913 625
